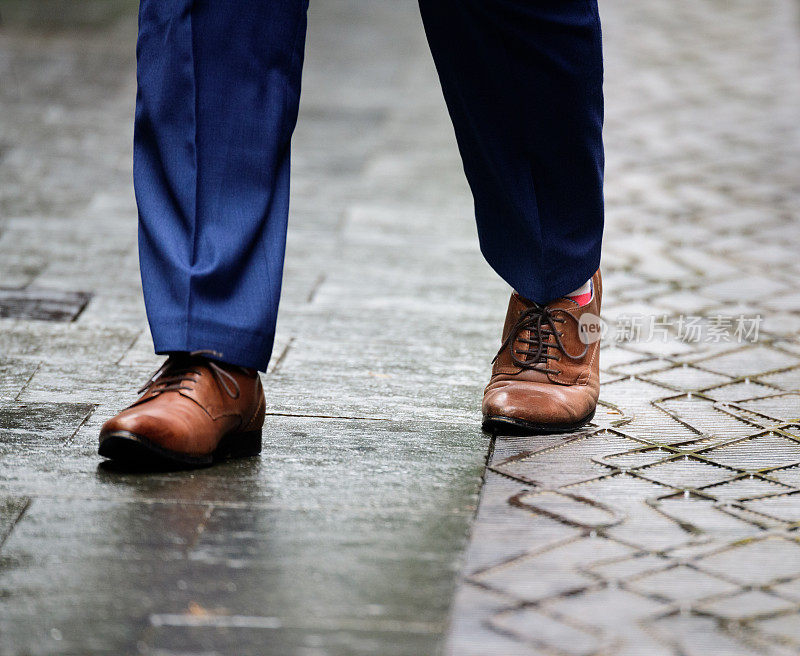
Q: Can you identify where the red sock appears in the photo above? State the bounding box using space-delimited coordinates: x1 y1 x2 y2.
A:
566 279 593 307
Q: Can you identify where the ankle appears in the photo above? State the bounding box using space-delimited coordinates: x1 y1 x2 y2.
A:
167 350 257 377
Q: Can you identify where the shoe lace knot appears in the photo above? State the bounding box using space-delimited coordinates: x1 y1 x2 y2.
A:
493 304 588 375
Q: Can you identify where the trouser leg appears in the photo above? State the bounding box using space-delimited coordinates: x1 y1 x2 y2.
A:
134 0 308 370
418 0 604 303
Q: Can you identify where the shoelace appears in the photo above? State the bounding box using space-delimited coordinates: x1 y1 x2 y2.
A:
493 304 588 375
137 349 248 399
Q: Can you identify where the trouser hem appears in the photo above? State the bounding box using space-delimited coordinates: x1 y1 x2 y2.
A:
506 254 602 306
149 318 275 371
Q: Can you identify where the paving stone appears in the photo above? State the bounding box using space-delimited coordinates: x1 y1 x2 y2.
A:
0 496 468 655
696 277 791 304
702 380 779 402
143 625 440 656
542 590 672 656
513 490 621 529
455 472 580 576
571 476 692 551
700 433 800 471
764 466 800 488
0 3 489 654
635 459 737 489
653 615 767 656
600 445 671 469
0 320 140 364
474 537 634 602
0 415 485 514
759 312 800 338
740 494 800 524
4 0 800 652
698 537 800 586
657 396 761 439
0 401 96 447
758 367 800 390
0 357 40 403
0 286 91 321
492 432 641 487
586 554 671 581
696 591 797 620
490 607 601 655
0 496 29 546
643 366 733 392
13 361 147 404
612 358 677 377
654 498 760 539
736 394 800 423
696 346 800 379
599 345 655 372
699 477 794 502
757 613 800 643
769 579 800 601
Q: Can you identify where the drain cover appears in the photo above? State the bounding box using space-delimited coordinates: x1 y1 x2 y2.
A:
0 287 91 322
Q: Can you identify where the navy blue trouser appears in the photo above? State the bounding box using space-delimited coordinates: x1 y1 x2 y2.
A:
134 0 604 371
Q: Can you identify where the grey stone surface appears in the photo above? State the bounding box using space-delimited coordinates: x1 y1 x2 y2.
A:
3 0 800 654
0 2 488 655
445 0 800 654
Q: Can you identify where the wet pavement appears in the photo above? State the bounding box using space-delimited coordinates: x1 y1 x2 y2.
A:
1 0 800 655
446 1 800 654
0 3 488 654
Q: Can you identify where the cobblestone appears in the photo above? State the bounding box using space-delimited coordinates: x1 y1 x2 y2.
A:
2 0 800 654
446 0 800 654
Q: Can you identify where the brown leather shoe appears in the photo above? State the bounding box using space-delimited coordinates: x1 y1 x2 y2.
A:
99 350 265 467
482 269 602 435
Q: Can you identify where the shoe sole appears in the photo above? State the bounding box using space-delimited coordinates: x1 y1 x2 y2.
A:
482 408 596 436
98 429 262 469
